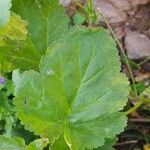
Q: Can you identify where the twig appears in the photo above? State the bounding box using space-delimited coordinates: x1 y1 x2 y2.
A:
125 98 150 115
116 140 138 146
138 56 150 66
129 118 150 123
125 100 143 115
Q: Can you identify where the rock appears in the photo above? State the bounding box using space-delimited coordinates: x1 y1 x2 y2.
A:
125 30 150 59
114 27 125 40
130 0 150 7
60 0 70 6
110 0 131 11
94 0 127 23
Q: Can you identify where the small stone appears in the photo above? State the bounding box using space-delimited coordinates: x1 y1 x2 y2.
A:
94 0 127 23
125 22 130 26
110 0 131 11
130 0 150 7
135 14 142 19
60 0 70 6
128 10 136 16
114 27 124 40
125 30 150 59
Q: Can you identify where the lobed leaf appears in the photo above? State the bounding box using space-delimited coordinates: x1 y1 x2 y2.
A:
13 27 129 150
12 0 69 53
0 13 41 71
26 138 49 150
0 136 49 150
50 136 70 150
0 13 28 46
98 138 117 150
0 135 26 150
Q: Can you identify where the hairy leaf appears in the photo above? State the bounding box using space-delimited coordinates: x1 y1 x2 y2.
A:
0 13 41 71
0 91 14 136
0 39 41 71
0 135 26 150
0 0 11 26
0 13 28 46
0 136 49 150
98 138 117 150
13 27 129 150
26 138 49 150
12 0 69 53
50 136 70 150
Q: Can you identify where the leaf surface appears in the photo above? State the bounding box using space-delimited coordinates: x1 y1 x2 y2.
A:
0 13 41 71
0 136 49 150
0 135 26 150
13 27 129 150
0 13 28 46
98 138 117 150
12 0 69 53
50 136 70 150
0 0 11 26
26 138 49 150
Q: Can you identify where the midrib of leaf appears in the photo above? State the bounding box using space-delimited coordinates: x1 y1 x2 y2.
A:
66 34 113 116
70 41 95 107
57 48 78 111
17 1 64 50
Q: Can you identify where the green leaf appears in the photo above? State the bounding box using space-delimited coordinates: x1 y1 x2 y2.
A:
139 87 150 109
0 136 48 150
0 88 15 136
26 138 49 150
140 87 150 99
0 92 10 113
0 38 41 71
98 138 117 150
0 13 28 46
13 27 129 150
0 135 26 150
12 0 69 53
0 0 12 26
50 136 70 150
73 13 85 25
13 69 68 142
0 13 41 71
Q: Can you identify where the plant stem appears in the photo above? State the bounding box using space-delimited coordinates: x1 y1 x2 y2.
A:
138 56 150 66
125 98 150 115
100 14 138 97
125 100 143 115
75 2 89 15
141 98 150 103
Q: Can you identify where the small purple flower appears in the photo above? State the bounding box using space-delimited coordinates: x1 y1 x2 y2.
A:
0 77 5 84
